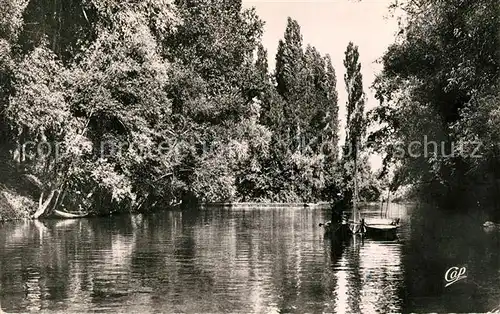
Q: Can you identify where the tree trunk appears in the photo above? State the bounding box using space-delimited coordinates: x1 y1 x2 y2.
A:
32 189 57 219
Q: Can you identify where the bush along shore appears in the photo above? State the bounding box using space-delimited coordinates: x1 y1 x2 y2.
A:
0 187 34 222
0 164 36 221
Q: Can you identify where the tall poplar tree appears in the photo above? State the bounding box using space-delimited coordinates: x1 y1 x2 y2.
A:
342 42 366 204
302 46 339 155
275 17 304 145
255 43 268 80
325 55 340 155
321 55 341 200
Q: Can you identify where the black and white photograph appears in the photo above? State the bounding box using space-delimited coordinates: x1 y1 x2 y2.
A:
0 0 499 312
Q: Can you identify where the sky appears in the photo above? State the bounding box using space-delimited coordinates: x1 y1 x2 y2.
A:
241 0 401 170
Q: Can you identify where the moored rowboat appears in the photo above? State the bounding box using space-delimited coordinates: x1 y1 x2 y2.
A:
364 224 398 232
320 220 352 239
53 210 88 219
364 218 396 225
362 218 400 238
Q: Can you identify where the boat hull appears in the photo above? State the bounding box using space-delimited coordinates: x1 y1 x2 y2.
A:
52 210 88 219
364 218 396 225
323 221 352 240
322 217 400 240
364 224 399 239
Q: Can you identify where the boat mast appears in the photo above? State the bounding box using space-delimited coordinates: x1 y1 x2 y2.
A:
353 151 358 223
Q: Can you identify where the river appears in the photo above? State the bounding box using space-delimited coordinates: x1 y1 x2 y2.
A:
0 204 499 313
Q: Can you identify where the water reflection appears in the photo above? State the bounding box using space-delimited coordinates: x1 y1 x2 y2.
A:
0 204 499 312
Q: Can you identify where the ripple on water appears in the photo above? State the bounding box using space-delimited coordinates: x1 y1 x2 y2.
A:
1 205 499 313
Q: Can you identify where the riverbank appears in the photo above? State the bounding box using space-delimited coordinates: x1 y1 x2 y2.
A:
201 201 385 209
201 202 332 209
0 187 412 222
0 185 34 222
0 162 37 221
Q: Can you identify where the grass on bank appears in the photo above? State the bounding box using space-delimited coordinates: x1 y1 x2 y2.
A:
0 184 34 221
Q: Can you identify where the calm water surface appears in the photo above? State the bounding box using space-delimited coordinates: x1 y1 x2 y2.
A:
1 204 500 313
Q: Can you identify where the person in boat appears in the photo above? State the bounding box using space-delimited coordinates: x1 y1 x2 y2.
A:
330 192 347 223
320 192 347 227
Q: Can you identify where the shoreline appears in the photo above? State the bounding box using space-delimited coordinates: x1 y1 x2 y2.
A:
199 201 407 208
0 185 418 223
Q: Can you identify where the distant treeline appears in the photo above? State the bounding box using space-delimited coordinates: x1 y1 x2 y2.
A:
0 0 382 217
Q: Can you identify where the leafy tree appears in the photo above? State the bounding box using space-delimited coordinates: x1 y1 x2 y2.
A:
370 0 500 210
266 17 342 202
64 0 178 213
163 0 271 203
275 17 305 146
1 0 180 217
341 42 367 205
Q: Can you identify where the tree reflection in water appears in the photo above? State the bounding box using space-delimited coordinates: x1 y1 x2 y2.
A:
1 204 500 313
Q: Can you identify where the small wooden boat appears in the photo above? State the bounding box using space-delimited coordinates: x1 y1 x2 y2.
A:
320 208 352 238
320 220 351 239
364 218 396 225
362 218 400 238
53 209 88 219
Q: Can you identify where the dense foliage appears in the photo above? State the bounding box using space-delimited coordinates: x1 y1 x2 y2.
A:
0 0 384 217
341 42 368 205
370 0 500 213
